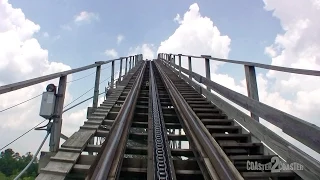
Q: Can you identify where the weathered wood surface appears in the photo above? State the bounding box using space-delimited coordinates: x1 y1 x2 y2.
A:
41 161 74 174
155 61 244 180
166 54 320 76
61 130 95 150
36 173 65 180
164 62 320 180
0 59 114 95
169 61 320 154
0 54 143 95
50 151 80 163
244 65 259 121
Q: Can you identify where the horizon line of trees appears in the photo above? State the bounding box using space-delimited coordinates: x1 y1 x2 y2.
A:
0 148 38 180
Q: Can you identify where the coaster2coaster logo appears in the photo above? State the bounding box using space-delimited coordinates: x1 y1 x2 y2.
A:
246 157 304 172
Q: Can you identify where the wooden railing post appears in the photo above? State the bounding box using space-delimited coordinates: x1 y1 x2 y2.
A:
129 56 132 70
178 54 182 77
50 75 67 152
111 61 115 88
244 65 260 121
119 58 123 81
188 56 192 79
202 55 211 91
93 64 101 108
125 57 128 75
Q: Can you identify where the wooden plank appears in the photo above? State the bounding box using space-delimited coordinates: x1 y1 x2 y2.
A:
95 130 109 137
51 151 80 163
40 161 74 174
155 61 244 180
59 147 82 153
73 164 90 173
61 130 94 150
84 120 103 125
78 155 96 165
35 173 65 180
182 75 320 180
174 62 320 154
80 124 100 130
161 61 320 179
166 54 320 76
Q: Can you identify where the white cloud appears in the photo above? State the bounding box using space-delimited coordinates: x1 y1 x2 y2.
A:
105 49 118 58
157 2 320 160
173 14 182 23
158 3 231 76
43 32 49 38
260 0 320 158
129 44 155 60
60 24 72 31
117 34 124 45
262 0 320 125
0 0 75 154
74 11 99 24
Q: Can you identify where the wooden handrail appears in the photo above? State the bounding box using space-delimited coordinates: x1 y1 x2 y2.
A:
160 53 320 76
0 54 143 95
160 58 320 179
163 58 320 154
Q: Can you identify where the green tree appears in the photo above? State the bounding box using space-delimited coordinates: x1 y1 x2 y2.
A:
0 149 38 180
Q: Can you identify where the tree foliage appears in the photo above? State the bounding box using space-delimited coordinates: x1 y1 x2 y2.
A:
0 149 38 180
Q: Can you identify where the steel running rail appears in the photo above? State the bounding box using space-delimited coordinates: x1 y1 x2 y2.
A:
154 61 240 180
150 61 176 180
87 61 147 180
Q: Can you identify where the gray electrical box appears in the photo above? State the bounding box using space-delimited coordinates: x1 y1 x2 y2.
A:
39 92 56 119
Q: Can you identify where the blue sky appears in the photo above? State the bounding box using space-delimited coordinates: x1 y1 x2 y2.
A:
2 0 320 160
10 0 281 66
8 0 284 93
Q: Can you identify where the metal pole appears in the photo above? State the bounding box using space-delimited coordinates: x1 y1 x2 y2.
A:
119 58 123 81
50 75 67 152
111 61 115 88
188 56 192 79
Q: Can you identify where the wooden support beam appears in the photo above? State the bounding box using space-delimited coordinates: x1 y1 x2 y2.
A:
119 58 123 81
188 56 192 79
244 65 259 121
50 76 67 152
162 61 320 179
111 61 115 88
202 55 211 91
92 64 101 108
165 60 320 155
125 57 128 75
60 133 69 140
178 54 182 77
